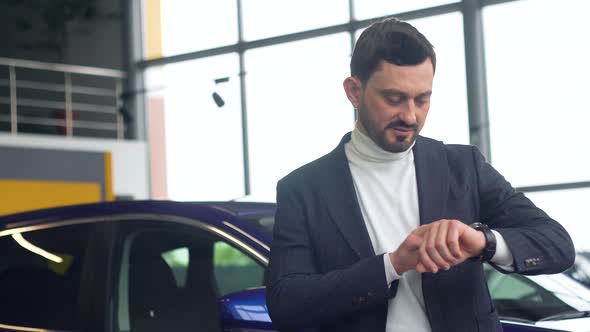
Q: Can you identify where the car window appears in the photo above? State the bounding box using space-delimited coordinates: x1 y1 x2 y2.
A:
161 247 190 288
0 224 91 330
565 254 590 288
114 223 265 332
488 271 540 302
485 265 581 321
213 241 264 296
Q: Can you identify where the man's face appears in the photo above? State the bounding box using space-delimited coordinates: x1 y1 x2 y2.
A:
345 59 434 153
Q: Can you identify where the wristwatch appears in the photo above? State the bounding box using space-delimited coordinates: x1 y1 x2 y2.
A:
469 222 496 262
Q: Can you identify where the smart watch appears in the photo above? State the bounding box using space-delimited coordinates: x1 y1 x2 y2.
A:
469 222 496 262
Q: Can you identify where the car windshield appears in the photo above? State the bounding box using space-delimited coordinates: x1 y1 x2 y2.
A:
485 265 590 322
565 253 590 288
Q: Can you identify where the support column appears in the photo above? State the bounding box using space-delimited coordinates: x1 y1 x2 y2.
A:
463 0 492 161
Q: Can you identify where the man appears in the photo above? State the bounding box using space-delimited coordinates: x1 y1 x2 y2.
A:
266 18 575 332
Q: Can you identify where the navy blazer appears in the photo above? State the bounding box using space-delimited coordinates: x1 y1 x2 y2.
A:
266 133 575 332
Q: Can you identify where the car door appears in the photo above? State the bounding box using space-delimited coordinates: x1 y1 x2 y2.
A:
109 216 272 332
0 219 112 332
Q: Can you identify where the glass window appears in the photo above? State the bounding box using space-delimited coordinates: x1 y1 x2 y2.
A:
145 0 238 58
524 188 590 252
484 265 581 321
354 0 456 20
484 0 590 187
114 224 265 332
245 33 353 200
242 0 349 41
0 224 91 330
407 13 469 145
146 54 245 201
161 247 189 287
566 253 590 288
487 268 539 302
213 241 264 296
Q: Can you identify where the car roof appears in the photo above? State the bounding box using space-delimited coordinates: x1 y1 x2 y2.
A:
0 200 276 230
200 201 276 216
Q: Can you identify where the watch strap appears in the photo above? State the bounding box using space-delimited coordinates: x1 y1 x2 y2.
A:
469 222 497 262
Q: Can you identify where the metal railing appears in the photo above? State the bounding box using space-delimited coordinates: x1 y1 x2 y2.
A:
0 57 127 139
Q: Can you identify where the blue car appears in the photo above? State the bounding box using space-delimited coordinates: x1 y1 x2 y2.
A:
0 200 588 332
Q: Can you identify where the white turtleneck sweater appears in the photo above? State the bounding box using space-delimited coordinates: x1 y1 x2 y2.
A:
344 128 514 332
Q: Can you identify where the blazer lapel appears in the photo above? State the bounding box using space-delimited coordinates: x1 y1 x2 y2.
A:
414 136 451 330
413 136 450 226
320 133 375 258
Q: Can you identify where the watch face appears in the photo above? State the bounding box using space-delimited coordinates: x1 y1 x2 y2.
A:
471 222 484 229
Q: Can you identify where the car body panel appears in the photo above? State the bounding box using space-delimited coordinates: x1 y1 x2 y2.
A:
220 287 275 331
535 317 590 332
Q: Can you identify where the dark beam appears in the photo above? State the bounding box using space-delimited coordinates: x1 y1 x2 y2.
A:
462 0 492 160
517 181 590 193
237 0 251 196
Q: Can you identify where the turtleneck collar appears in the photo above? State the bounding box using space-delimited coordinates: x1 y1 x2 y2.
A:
348 127 415 163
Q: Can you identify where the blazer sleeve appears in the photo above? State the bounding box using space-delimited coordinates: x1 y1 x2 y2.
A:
472 146 575 274
266 179 398 330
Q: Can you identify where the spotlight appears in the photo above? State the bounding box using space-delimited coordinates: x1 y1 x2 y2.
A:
212 92 225 107
214 77 230 84
212 76 230 108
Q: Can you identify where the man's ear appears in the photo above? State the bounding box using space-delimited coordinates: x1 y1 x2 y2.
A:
343 76 362 108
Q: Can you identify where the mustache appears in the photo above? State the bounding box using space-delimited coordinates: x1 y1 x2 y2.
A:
386 121 418 131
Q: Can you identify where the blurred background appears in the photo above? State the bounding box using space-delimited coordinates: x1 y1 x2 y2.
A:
0 0 588 250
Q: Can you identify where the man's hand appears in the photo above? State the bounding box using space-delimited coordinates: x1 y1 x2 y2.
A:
390 220 486 274
389 225 430 274
416 219 486 273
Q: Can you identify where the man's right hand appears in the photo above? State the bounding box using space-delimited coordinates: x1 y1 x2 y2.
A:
388 225 430 274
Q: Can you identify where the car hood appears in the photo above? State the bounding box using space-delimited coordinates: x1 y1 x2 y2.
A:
535 317 590 332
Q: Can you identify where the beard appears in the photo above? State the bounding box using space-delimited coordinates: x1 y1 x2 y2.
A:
357 103 419 153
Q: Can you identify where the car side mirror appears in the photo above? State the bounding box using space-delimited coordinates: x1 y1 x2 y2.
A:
219 286 275 331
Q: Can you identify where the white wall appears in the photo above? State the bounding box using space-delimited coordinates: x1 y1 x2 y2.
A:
0 133 150 200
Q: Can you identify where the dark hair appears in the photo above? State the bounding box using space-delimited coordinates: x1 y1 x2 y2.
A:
350 17 436 82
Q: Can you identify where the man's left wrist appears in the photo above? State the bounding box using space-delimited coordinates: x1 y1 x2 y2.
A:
469 222 497 262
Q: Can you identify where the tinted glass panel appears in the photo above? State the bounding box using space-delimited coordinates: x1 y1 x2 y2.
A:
115 223 265 332
246 33 352 200
146 54 245 201
0 224 90 330
408 13 469 144
525 188 590 252
145 0 238 58
354 0 456 20
242 0 349 40
485 265 590 321
213 241 263 296
484 0 590 186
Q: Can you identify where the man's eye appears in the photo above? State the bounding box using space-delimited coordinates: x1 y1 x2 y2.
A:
416 97 430 106
387 97 403 105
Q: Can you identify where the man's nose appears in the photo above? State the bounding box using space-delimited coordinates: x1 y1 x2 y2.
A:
399 101 417 125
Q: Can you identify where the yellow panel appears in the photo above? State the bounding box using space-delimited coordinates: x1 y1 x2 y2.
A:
145 0 163 59
0 180 101 216
104 152 114 201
